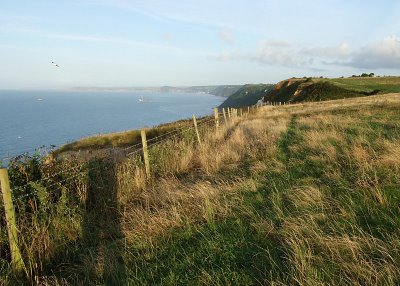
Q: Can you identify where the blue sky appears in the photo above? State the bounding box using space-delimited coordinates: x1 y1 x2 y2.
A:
0 0 399 88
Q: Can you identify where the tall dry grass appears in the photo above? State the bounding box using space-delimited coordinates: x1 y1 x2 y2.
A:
2 93 400 285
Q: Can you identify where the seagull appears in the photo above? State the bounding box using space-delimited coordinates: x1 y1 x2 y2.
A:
51 61 60 68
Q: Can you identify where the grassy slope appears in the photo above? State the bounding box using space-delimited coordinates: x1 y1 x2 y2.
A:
219 84 274 108
3 93 400 285
264 76 400 103
57 77 400 154
326 76 400 93
130 95 400 285
54 117 205 155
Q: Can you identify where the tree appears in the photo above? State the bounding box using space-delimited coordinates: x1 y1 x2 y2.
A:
369 73 375 77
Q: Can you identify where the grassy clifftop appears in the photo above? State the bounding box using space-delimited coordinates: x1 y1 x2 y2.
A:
219 76 400 108
3 93 400 284
264 76 400 103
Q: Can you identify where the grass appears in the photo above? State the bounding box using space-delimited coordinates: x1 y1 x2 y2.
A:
53 116 210 156
1 93 400 285
327 76 400 94
260 76 400 104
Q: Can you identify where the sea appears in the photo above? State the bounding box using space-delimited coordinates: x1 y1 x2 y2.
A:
0 90 224 163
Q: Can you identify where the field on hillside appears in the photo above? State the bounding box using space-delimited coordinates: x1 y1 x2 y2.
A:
321 76 400 93
1 93 400 285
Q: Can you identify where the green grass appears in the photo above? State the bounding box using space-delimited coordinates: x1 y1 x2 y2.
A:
2 94 400 285
53 116 210 155
126 97 400 285
326 76 400 94
260 76 400 104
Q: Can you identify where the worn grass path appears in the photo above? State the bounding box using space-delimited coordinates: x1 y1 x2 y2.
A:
3 94 400 285
118 95 400 285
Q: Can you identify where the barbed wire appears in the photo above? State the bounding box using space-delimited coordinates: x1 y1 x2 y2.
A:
122 141 143 151
3 111 235 207
146 123 193 144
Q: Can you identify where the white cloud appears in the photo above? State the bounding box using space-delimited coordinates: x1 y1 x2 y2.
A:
343 36 400 69
218 28 233 44
212 37 400 70
212 40 344 69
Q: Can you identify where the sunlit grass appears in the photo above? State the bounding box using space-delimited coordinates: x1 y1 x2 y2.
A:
2 93 400 285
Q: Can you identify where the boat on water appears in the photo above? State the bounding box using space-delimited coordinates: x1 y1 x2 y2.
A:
139 96 144 102
37 98 44 101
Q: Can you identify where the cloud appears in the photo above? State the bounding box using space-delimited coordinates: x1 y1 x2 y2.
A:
212 37 400 70
212 40 344 69
218 28 233 44
340 36 400 69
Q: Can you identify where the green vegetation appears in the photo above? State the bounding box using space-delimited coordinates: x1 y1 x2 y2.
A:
53 117 209 156
219 84 274 108
261 76 400 104
326 76 400 94
1 93 400 285
59 76 400 155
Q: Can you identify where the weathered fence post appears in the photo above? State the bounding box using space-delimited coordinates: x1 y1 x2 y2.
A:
140 130 151 179
0 168 25 272
227 108 231 119
192 114 201 145
222 108 227 124
213 107 219 130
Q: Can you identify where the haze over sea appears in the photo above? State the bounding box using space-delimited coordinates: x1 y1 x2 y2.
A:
0 90 223 162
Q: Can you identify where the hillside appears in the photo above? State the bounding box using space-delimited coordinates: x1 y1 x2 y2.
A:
219 84 274 108
218 76 400 108
2 93 400 285
263 76 400 103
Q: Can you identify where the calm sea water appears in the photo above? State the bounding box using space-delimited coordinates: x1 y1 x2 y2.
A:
0 90 224 161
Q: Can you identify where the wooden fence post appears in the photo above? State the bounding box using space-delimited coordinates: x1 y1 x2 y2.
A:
213 107 219 130
222 108 227 124
140 130 151 179
0 168 25 272
192 115 201 145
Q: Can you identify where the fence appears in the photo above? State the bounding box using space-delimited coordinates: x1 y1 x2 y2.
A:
0 102 282 276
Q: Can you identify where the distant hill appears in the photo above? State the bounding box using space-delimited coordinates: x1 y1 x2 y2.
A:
219 84 275 108
210 85 242 97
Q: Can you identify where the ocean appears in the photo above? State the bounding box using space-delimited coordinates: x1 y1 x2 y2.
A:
0 90 224 162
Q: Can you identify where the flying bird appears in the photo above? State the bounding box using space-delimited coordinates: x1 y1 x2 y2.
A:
51 61 60 68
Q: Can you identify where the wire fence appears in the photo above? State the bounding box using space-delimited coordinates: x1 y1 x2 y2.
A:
0 111 229 205
0 100 288 205
0 104 272 273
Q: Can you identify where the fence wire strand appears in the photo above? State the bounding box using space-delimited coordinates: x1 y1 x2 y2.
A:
2 111 239 212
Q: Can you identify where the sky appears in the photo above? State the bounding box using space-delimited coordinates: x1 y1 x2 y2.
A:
0 0 399 88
